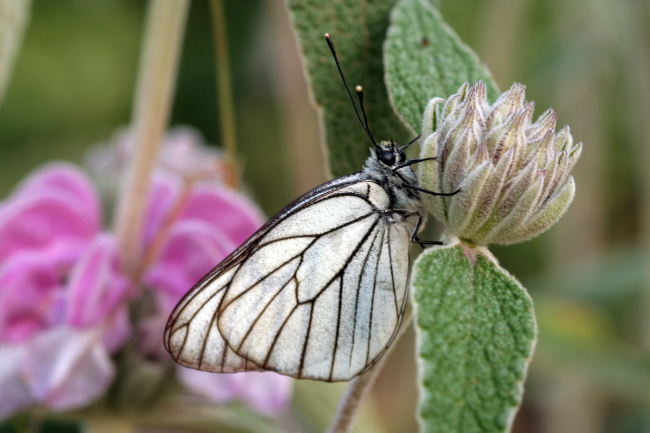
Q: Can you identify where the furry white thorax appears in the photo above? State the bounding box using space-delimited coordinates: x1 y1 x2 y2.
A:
360 141 423 215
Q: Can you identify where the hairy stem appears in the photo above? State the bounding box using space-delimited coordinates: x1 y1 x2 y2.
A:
114 0 190 276
326 306 414 433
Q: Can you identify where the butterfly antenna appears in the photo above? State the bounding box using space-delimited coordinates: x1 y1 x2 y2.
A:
355 85 377 144
325 34 378 148
399 134 421 151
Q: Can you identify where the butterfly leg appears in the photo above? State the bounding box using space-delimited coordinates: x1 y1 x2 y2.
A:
403 183 460 196
394 157 436 171
410 214 442 248
398 134 421 151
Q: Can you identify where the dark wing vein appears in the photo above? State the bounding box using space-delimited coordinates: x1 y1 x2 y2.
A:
329 277 344 381
298 218 380 304
262 302 302 368
166 176 418 380
324 219 383 378
222 252 306 309
365 227 386 366
298 301 315 378
348 226 382 370
246 217 381 377
165 175 366 345
224 210 377 310
198 289 228 369
173 280 231 363
236 271 298 352
386 225 399 317
357 227 412 376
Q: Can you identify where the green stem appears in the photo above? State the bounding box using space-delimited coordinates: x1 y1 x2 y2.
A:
0 0 32 106
210 0 238 166
114 0 190 276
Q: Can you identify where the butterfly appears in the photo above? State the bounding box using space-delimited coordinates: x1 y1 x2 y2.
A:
164 34 458 382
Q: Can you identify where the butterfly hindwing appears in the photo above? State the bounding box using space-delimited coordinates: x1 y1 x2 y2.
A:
165 174 415 381
164 265 263 372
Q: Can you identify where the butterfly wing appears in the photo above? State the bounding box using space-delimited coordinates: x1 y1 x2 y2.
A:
163 263 263 372
165 173 415 381
164 173 366 373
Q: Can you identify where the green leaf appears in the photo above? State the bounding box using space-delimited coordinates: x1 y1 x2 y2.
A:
412 245 536 433
384 0 499 132
286 0 410 177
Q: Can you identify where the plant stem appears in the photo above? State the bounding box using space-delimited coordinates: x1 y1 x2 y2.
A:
0 0 32 105
209 0 238 169
114 0 190 276
326 306 414 433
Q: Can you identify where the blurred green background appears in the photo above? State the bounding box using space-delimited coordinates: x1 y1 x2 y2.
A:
1 0 649 432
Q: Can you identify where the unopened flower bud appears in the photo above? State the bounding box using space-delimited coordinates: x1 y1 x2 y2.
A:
419 81 581 245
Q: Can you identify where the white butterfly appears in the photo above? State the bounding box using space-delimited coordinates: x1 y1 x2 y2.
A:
164 34 457 382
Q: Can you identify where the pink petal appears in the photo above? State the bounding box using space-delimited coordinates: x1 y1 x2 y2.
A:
0 344 34 420
144 219 236 312
158 128 226 181
178 369 292 416
239 371 293 415
178 368 239 403
160 127 207 174
0 254 62 343
66 234 132 331
179 184 265 247
0 164 102 263
12 163 101 224
24 326 114 411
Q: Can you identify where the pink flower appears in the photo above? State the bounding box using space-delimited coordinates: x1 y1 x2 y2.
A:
142 169 264 312
104 129 294 416
178 369 292 416
0 163 100 268
0 164 131 419
1 128 293 421
85 127 231 201
88 126 293 416
139 169 294 415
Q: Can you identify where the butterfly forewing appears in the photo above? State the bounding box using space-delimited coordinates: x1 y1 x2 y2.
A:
165 174 416 381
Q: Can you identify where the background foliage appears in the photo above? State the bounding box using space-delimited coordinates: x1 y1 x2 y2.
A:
0 0 649 432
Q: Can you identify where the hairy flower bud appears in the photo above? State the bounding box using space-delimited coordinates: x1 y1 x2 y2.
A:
419 82 581 245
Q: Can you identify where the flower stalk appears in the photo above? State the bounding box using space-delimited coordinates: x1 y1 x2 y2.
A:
210 0 239 174
326 306 413 433
114 0 190 276
0 0 31 105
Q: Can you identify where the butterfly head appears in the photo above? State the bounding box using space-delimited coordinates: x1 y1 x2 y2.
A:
375 141 406 168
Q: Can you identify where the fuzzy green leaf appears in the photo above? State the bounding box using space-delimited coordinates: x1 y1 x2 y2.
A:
412 245 536 433
384 0 499 132
286 0 410 177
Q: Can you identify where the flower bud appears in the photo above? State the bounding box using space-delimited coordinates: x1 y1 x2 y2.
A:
419 82 581 245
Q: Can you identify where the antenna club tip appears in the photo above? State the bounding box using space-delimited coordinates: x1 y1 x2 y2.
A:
324 33 330 40
356 85 363 92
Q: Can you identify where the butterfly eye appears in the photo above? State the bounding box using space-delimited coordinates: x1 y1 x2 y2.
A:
378 150 396 166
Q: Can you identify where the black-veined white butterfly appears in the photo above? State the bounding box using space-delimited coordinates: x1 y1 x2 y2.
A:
164 34 457 382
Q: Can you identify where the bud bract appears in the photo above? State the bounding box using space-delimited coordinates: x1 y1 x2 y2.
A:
419 82 581 245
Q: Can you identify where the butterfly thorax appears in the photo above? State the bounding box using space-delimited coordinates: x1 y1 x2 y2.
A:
361 140 423 215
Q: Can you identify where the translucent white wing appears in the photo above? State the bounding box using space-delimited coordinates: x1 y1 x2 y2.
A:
163 263 263 372
164 174 365 373
165 173 415 381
